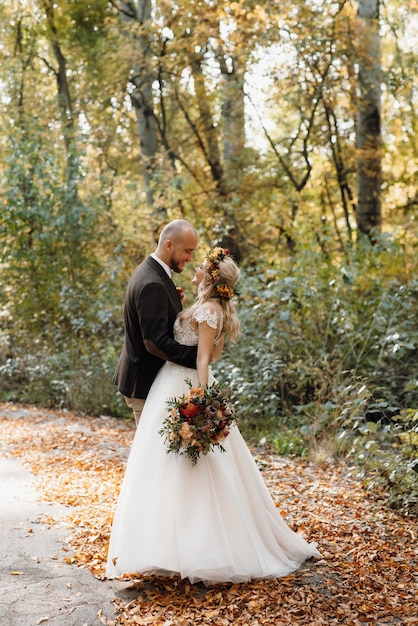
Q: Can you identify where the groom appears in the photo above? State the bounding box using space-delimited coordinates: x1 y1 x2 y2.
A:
113 219 199 424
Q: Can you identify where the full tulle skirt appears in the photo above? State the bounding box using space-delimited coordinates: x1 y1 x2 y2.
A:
106 362 320 584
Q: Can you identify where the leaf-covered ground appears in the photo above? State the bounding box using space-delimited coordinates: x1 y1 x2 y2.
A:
1 403 417 625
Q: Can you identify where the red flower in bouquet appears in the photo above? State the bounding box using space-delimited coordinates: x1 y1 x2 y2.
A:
179 401 203 420
159 379 236 465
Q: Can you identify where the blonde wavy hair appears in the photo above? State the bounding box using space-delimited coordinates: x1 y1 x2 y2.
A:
179 255 240 341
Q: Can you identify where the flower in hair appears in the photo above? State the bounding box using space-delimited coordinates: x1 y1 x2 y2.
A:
205 247 236 301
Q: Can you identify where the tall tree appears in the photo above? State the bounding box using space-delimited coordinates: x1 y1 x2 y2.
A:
356 0 382 235
114 0 159 215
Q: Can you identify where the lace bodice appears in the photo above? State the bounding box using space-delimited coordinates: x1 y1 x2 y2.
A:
174 307 223 346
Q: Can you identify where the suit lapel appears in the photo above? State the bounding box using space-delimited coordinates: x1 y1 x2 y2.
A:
146 256 181 305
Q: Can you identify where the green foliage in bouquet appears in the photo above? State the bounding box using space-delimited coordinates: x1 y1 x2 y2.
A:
159 379 236 465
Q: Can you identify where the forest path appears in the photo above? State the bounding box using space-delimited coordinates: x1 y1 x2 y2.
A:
0 403 416 625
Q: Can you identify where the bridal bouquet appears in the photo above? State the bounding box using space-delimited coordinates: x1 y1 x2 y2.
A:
159 380 236 465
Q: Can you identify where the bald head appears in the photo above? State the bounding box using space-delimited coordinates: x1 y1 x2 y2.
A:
155 219 198 273
158 220 197 247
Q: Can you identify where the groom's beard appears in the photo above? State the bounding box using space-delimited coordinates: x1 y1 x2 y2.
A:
169 255 185 274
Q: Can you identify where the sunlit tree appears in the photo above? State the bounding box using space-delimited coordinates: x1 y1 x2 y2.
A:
356 0 382 235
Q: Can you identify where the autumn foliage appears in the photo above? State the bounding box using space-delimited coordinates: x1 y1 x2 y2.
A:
1 403 416 625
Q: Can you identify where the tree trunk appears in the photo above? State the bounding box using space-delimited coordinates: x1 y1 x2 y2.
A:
118 1 159 210
218 54 246 261
42 0 79 200
190 53 225 194
356 0 382 235
219 56 245 165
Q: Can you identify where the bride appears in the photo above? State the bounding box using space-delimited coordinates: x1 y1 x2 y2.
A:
106 247 320 584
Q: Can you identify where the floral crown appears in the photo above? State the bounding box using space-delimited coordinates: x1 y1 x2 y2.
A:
205 247 237 301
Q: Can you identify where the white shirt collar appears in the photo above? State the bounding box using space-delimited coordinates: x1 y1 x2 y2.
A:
151 253 173 278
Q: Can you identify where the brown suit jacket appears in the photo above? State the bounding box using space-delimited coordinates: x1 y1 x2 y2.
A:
113 256 197 399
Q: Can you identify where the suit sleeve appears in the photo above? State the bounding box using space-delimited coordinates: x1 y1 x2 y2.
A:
137 282 197 368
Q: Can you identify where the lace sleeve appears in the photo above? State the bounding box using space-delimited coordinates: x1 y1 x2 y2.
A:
193 308 220 330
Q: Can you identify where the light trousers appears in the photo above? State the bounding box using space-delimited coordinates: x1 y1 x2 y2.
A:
124 396 145 426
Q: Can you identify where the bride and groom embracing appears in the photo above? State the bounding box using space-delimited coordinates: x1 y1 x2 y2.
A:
107 219 319 584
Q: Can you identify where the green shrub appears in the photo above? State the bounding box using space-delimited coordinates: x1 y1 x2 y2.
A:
337 383 418 515
0 343 129 418
214 235 417 436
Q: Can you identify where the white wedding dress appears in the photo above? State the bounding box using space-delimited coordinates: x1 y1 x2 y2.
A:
106 308 320 584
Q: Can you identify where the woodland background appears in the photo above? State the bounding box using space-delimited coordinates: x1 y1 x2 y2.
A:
0 0 417 515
